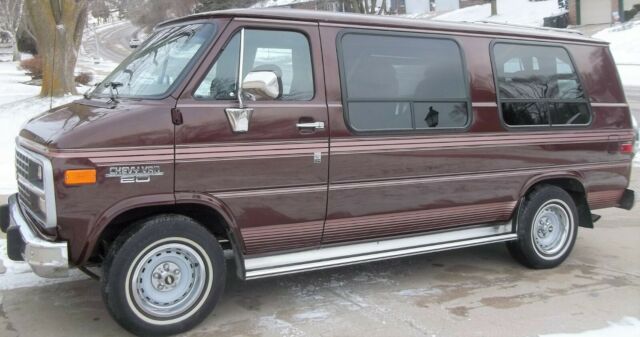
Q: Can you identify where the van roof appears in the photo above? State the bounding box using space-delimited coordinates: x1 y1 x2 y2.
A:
157 8 606 46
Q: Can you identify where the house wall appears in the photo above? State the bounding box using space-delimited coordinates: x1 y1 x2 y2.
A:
405 0 430 14
568 0 620 25
434 0 460 12
624 0 640 10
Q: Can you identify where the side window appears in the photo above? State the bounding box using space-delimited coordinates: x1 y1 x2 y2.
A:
493 43 590 127
339 32 469 132
195 29 313 101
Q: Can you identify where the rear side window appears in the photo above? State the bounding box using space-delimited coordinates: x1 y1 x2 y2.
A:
493 43 591 127
339 32 469 132
195 29 314 101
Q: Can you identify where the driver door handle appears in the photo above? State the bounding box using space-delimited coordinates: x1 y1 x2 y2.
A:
296 121 325 130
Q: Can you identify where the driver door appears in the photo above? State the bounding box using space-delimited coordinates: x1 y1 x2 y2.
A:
174 20 329 255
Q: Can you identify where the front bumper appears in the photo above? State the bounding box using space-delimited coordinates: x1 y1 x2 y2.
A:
1 194 69 278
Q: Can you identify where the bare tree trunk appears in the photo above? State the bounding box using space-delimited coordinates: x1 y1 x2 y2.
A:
377 0 386 15
491 0 497 16
24 0 87 97
0 0 25 61
12 33 20 61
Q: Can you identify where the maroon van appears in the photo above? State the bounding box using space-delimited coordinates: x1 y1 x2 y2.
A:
1 9 635 336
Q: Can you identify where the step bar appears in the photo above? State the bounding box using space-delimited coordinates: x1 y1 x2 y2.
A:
244 223 517 280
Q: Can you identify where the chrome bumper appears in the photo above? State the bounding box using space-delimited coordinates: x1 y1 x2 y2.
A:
1 194 69 278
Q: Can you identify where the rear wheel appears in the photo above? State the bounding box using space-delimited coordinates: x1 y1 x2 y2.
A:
101 215 225 336
507 185 578 269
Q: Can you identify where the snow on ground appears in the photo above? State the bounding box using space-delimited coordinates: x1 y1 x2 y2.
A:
434 0 566 27
0 61 41 106
594 21 640 87
594 22 640 65
75 52 119 82
540 317 640 337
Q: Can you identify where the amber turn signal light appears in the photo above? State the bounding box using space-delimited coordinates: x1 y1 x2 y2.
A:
64 169 97 186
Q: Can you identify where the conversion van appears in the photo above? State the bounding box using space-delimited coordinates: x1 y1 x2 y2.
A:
1 9 635 336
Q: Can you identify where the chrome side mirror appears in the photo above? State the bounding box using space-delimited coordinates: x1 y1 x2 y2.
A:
242 71 281 101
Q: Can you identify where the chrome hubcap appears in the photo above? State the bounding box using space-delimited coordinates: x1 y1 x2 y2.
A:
151 262 182 292
532 201 571 256
130 243 207 318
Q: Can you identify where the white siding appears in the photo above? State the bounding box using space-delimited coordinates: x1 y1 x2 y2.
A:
581 0 612 24
405 0 430 14
624 0 640 10
435 0 460 12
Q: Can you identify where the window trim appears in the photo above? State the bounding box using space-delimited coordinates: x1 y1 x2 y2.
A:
336 29 472 135
489 39 593 130
191 26 316 102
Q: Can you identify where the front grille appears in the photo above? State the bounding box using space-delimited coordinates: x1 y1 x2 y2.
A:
15 149 46 227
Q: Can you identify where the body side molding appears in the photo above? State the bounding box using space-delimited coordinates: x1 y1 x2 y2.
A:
243 223 515 280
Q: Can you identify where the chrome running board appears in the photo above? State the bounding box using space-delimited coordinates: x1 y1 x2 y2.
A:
243 223 516 280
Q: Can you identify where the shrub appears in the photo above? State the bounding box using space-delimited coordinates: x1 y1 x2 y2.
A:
19 56 42 79
16 28 37 55
624 5 639 21
75 72 94 86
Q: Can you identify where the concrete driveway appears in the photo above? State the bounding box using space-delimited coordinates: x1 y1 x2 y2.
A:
0 171 638 337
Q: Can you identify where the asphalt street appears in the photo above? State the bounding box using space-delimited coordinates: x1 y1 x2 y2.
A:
83 22 137 63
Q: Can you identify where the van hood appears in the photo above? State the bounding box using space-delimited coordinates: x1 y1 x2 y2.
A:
19 98 176 151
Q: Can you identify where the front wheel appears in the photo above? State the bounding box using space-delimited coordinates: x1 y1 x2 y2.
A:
101 215 225 336
507 185 578 269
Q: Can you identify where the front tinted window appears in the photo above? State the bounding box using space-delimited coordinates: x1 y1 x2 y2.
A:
493 43 590 127
340 33 469 132
94 24 215 98
195 29 314 101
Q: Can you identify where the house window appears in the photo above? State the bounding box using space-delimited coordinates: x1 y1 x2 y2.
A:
493 43 591 127
339 32 469 132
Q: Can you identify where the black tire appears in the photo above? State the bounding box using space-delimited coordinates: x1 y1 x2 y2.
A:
101 215 225 336
507 185 578 269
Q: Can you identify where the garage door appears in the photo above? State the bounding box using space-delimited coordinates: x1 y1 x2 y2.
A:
581 0 611 25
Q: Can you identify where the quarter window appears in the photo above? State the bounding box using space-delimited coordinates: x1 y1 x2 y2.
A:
339 33 469 132
195 29 313 101
493 43 590 127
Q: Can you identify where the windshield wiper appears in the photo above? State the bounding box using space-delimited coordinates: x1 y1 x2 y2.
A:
104 81 123 104
83 82 101 100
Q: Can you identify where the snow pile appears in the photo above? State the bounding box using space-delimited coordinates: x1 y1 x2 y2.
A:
540 317 640 337
435 0 566 27
593 22 640 87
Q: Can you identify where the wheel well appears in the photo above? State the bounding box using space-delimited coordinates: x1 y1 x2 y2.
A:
91 204 234 264
523 178 593 229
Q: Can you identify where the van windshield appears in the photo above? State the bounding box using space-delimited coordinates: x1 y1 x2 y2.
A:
92 23 215 98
